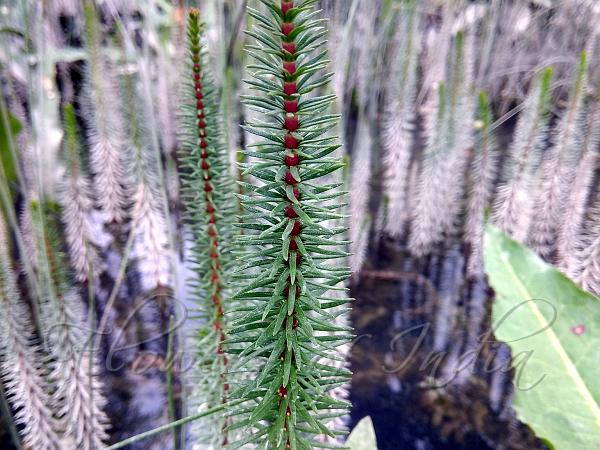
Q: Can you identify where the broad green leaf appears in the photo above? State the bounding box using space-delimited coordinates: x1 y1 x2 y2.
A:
484 225 600 450
347 416 378 450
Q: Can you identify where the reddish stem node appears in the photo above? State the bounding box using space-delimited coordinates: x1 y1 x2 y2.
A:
284 133 299 149
285 205 298 218
284 115 299 131
281 22 294 36
281 1 293 15
290 220 301 236
282 42 296 55
284 171 298 184
284 82 297 96
283 61 296 75
284 99 298 113
284 153 300 166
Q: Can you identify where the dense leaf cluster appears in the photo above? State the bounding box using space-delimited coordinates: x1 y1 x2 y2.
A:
226 1 352 448
178 8 237 448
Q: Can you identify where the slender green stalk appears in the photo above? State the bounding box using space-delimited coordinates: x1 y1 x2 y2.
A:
166 315 178 450
106 401 243 450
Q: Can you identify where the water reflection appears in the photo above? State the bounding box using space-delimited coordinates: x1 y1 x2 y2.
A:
349 239 546 450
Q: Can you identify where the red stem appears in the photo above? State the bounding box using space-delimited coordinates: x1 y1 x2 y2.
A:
189 9 228 446
278 2 302 448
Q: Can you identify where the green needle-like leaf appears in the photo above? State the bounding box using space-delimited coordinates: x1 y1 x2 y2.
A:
227 1 352 448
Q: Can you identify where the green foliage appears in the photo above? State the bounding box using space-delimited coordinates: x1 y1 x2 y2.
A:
25 200 110 450
492 67 553 242
484 225 600 450
0 215 62 450
225 1 352 448
178 8 237 448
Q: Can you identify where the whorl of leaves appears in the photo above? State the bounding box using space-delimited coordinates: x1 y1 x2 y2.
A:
226 1 352 448
492 68 553 243
83 3 129 224
564 86 600 280
409 31 475 256
0 218 62 450
559 83 600 274
529 52 588 261
58 104 99 282
465 92 498 277
380 0 419 239
36 208 110 450
178 8 237 448
29 203 109 450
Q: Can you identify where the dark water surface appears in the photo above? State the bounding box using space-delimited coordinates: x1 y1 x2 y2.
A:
348 238 547 450
0 242 546 450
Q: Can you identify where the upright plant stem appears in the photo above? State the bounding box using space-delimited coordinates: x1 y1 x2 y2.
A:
230 1 353 447
166 315 178 450
105 401 243 450
188 10 229 400
191 8 229 444
178 8 237 447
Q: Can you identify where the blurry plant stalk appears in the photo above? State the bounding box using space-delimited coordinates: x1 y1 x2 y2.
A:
188 8 230 446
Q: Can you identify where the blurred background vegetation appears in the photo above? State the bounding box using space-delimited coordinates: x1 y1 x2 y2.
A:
1 0 600 449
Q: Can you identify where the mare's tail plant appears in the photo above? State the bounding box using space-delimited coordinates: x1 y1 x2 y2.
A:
83 2 129 224
565 83 600 286
492 68 553 243
380 0 419 239
228 0 352 448
0 217 62 450
27 201 109 450
58 104 99 282
529 52 588 261
178 8 237 448
409 31 475 256
465 92 498 277
559 81 600 276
